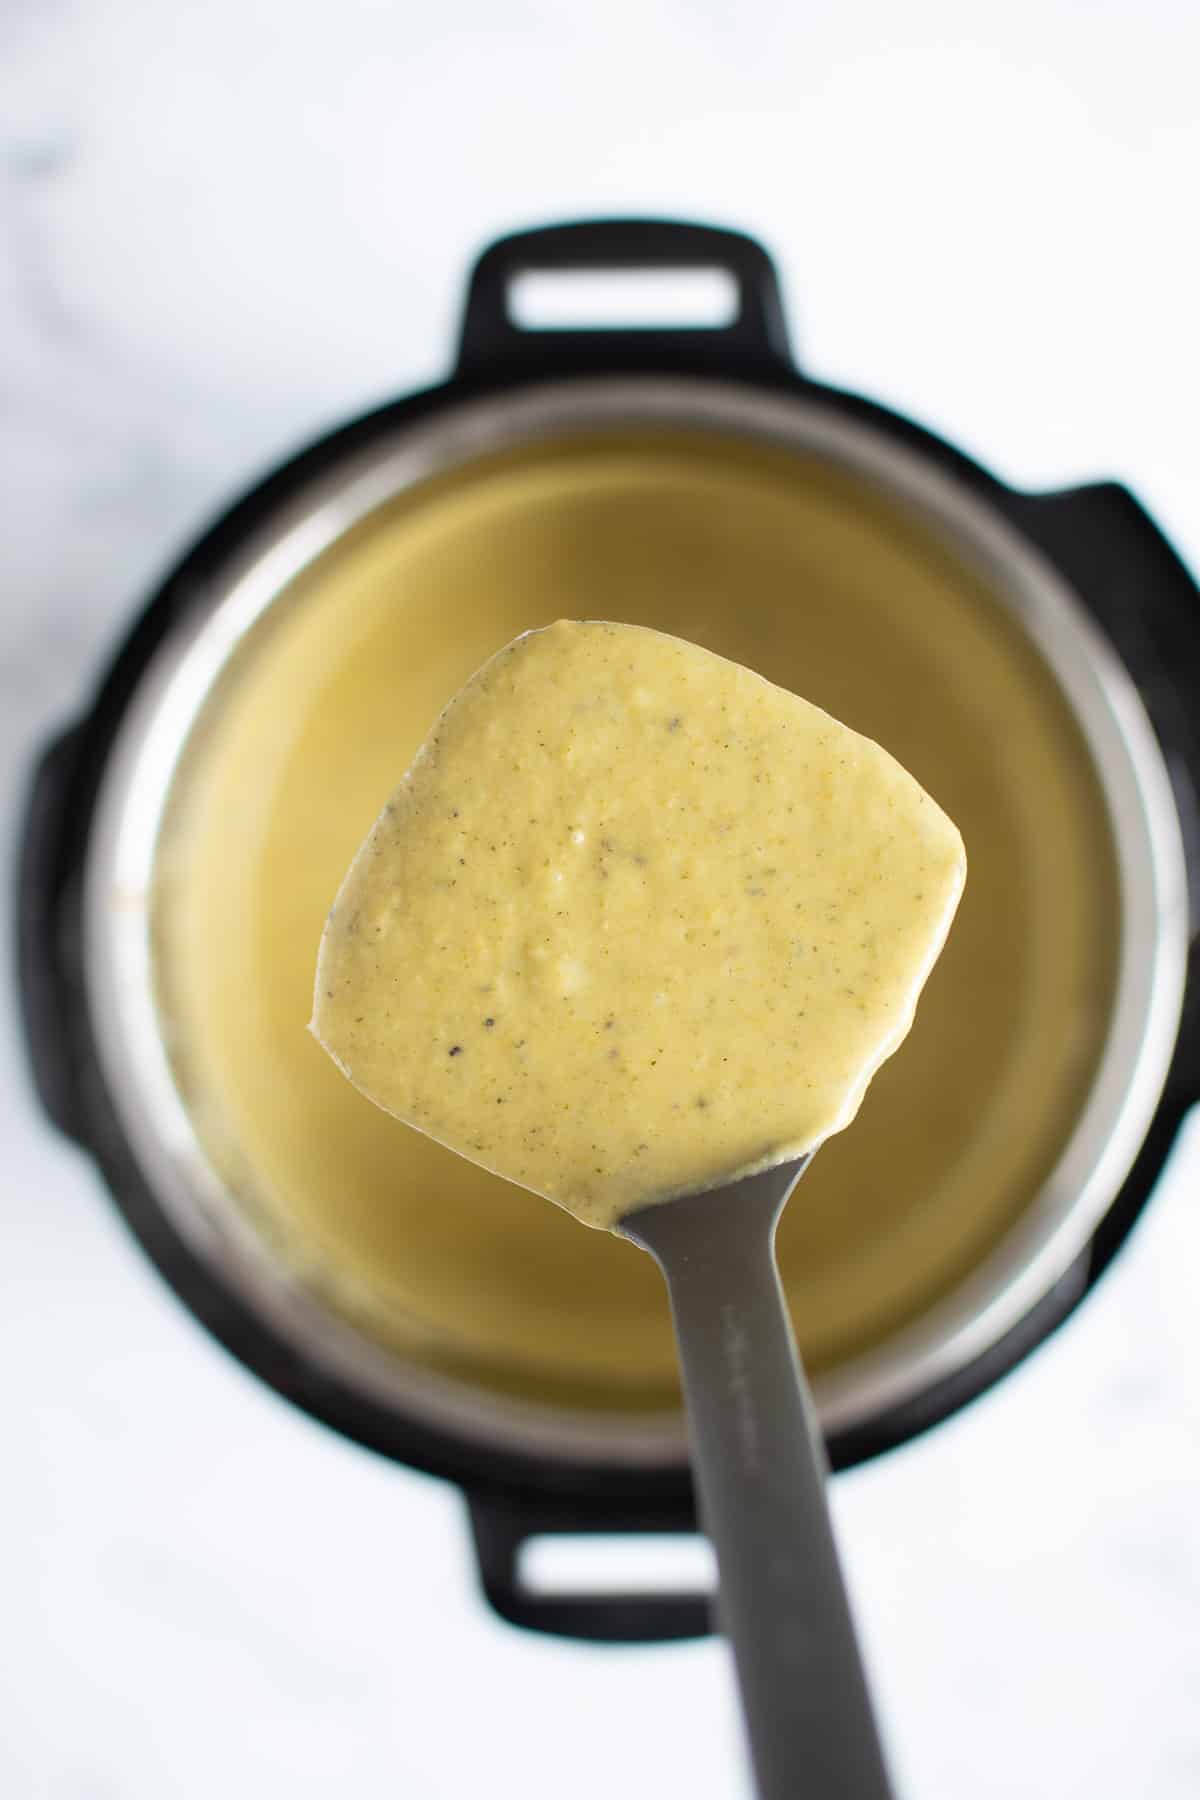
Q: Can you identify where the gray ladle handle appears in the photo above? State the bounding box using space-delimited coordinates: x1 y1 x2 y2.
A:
622 1162 895 1800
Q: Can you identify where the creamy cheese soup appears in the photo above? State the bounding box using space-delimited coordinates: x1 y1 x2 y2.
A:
313 621 965 1228
151 430 1118 1407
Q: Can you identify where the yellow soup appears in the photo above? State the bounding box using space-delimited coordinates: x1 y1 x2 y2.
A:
313 621 965 1228
153 429 1119 1411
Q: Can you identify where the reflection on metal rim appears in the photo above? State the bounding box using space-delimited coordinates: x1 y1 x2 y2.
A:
83 377 1190 1466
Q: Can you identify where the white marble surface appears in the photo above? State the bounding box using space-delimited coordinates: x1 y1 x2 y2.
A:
3 3 1199 1795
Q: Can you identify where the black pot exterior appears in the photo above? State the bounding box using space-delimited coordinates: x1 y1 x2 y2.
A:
17 219 1200 1642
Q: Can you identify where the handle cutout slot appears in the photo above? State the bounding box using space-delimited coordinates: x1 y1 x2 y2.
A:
509 266 738 333
518 1532 716 1596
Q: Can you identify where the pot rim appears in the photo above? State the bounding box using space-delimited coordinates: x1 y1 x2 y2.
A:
82 374 1190 1467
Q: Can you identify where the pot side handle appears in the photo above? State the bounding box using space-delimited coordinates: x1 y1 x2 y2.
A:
456 217 793 376
464 1490 711 1642
17 725 90 1145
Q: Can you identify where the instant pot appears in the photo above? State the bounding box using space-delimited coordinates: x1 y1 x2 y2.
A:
18 218 1200 1640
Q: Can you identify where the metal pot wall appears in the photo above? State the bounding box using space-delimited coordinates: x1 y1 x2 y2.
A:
18 218 1200 1640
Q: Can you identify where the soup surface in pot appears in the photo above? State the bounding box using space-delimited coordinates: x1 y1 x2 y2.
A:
153 427 1119 1413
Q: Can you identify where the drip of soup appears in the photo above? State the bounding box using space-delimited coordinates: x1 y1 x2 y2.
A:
313 620 965 1229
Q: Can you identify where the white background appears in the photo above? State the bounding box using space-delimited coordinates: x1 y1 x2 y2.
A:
2 3 1199 1795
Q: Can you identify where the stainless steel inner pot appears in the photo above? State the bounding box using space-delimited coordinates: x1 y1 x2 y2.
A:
82 376 1190 1468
